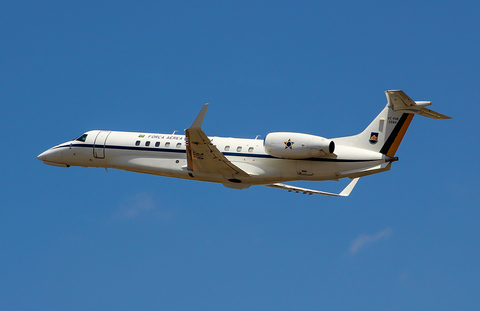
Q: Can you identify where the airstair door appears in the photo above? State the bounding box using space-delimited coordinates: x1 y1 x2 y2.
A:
93 131 111 159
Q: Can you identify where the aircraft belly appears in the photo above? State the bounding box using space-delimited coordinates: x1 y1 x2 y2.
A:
308 159 384 180
70 144 385 185
77 146 386 186
107 150 189 177
229 157 295 181
269 158 385 181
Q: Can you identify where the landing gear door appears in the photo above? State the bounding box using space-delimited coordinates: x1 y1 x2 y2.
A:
93 131 111 159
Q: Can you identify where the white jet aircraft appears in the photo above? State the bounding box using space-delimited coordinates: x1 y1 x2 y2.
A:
38 90 450 196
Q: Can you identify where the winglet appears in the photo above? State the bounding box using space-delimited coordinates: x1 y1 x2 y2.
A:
189 104 209 129
339 178 359 196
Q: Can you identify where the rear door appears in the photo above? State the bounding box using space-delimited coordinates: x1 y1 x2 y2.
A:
93 131 111 159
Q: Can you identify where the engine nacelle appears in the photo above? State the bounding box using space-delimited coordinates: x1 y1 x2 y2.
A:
264 132 335 159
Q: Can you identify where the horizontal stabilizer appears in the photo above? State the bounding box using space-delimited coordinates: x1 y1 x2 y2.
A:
417 107 451 120
264 178 359 197
386 90 451 119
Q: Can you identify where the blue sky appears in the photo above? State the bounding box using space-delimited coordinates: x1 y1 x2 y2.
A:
1 1 479 310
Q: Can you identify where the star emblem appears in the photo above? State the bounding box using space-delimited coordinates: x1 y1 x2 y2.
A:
284 139 294 149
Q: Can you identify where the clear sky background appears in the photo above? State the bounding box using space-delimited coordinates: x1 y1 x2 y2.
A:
1 1 479 310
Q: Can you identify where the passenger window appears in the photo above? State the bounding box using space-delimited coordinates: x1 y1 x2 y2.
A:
248 147 254 152
155 142 160 147
224 146 230 151
237 146 242 152
135 140 140 146
75 134 88 142
165 142 170 147
176 143 182 148
145 141 150 146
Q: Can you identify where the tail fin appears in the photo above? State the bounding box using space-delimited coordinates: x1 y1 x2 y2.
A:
335 90 451 156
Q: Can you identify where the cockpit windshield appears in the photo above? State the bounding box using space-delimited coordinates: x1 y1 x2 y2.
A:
75 134 88 142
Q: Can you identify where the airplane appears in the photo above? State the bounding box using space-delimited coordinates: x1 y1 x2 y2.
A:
37 90 450 196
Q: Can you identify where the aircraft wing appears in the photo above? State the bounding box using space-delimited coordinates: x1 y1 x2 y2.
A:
264 178 359 197
185 104 250 178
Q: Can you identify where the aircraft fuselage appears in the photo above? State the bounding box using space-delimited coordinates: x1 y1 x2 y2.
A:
38 129 388 189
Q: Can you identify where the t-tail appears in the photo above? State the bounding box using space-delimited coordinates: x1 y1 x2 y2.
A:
335 90 451 156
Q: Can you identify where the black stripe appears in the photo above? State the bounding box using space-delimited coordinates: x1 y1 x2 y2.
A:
379 113 408 155
302 158 378 162
55 143 378 163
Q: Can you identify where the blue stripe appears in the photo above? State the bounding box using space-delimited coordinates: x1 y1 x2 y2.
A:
55 143 378 163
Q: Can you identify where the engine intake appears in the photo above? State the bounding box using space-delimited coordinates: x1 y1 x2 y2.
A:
264 132 335 159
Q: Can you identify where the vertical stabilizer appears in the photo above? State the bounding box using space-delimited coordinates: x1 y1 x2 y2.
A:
334 90 449 156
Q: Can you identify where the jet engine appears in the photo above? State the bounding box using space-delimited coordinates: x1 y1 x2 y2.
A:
264 132 335 159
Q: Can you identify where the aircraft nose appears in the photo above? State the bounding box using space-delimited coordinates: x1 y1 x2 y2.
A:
37 146 69 167
37 150 48 161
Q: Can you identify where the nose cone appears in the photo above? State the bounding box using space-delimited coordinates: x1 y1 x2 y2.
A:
37 148 59 162
37 145 70 167
37 150 49 161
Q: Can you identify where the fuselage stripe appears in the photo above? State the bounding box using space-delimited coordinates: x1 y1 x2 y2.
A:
54 143 379 163
379 113 414 156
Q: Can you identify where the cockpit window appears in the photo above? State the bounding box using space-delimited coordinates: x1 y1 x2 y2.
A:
75 134 88 142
